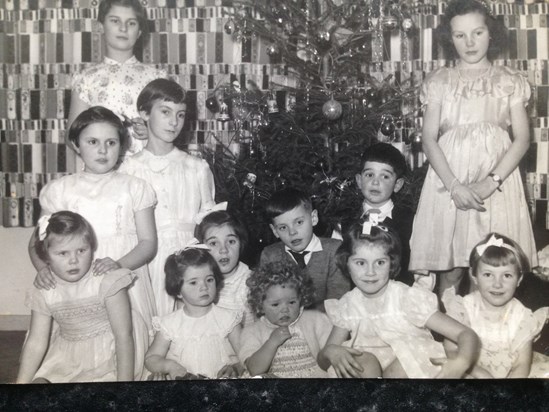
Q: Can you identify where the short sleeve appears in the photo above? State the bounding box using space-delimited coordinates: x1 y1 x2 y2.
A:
324 297 352 331
196 158 216 212
99 268 135 301
215 307 243 337
419 70 445 106
71 71 90 104
509 71 531 108
152 315 175 342
401 286 439 328
39 179 63 214
441 287 469 326
512 306 548 352
129 176 157 212
25 288 50 316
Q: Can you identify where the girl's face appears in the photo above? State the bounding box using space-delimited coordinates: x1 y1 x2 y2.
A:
46 233 93 283
203 223 240 276
450 12 490 67
178 264 217 308
473 261 521 310
74 122 121 174
101 5 141 53
348 242 391 298
141 100 186 146
262 284 301 327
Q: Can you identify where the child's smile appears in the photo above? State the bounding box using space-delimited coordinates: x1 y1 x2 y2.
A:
473 261 521 310
348 243 391 298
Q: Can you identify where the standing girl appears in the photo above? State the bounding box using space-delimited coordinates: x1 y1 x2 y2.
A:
443 233 549 378
409 0 537 294
119 78 216 316
18 211 134 383
195 208 255 326
30 106 158 380
318 223 480 378
238 260 332 378
145 245 244 379
68 0 166 156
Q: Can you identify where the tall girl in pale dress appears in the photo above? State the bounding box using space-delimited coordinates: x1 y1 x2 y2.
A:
18 211 134 383
443 233 549 378
409 0 537 294
29 106 158 380
119 79 216 316
68 0 166 156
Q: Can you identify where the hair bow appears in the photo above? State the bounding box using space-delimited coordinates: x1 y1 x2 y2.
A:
476 234 514 256
37 215 51 241
175 238 210 255
193 202 228 224
361 214 388 236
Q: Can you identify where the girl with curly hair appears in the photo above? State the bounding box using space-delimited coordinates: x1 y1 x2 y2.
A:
238 260 332 378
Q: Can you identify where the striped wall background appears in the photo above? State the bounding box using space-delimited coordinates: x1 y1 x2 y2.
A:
1 0 548 227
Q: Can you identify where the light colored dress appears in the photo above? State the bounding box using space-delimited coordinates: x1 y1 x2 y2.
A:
443 289 549 378
216 262 255 327
72 56 166 155
238 309 332 378
152 305 241 379
39 171 157 380
409 65 537 271
27 269 134 382
119 148 216 316
325 281 446 378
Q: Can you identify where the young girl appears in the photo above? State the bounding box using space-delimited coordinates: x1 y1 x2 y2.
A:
195 208 255 326
30 106 158 380
18 211 134 383
145 245 244 379
238 260 332 378
68 0 166 156
443 233 549 378
409 0 537 294
318 222 480 378
119 78 216 316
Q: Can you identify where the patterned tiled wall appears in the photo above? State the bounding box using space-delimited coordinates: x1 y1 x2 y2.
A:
1 0 548 227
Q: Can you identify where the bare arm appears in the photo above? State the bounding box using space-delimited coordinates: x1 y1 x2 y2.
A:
16 311 53 383
508 342 533 378
217 326 245 378
317 326 364 377
443 338 493 378
105 288 134 381
245 326 291 376
145 332 187 379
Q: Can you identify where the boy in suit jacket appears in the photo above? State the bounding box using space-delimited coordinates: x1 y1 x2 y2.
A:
259 188 351 311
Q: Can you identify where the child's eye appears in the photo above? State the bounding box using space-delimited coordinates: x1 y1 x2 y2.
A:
87 138 97 145
503 273 514 279
289 300 297 305
354 260 364 266
128 21 138 27
207 240 217 247
162 110 170 115
277 226 287 232
480 272 492 278
228 239 237 245
271 303 279 307
206 277 215 283
189 280 197 285
106 139 118 146
109 17 119 23
364 172 374 178
178 113 186 119
297 220 304 225
376 259 387 267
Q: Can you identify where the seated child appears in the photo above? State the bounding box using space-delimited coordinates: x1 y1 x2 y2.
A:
443 233 549 378
260 187 351 311
318 222 480 378
144 244 243 379
238 260 332 378
17 211 134 383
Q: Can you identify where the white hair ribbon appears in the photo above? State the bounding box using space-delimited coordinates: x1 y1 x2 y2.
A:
193 202 228 224
37 215 51 241
175 238 210 255
361 212 388 236
476 234 515 256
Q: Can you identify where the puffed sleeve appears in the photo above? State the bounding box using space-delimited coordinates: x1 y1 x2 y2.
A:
238 323 265 363
25 288 51 316
401 285 439 328
152 315 176 342
324 296 352 331
99 268 135 301
419 69 446 106
129 176 157 212
509 71 531 108
71 71 91 104
214 306 243 337
512 306 549 353
196 158 216 212
38 179 63 214
441 287 469 325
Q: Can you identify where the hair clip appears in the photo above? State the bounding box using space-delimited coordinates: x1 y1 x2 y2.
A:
175 238 210 255
193 202 228 224
476 0 493 17
476 234 516 256
37 215 51 241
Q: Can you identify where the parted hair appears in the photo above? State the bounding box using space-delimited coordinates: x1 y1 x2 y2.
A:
264 187 313 223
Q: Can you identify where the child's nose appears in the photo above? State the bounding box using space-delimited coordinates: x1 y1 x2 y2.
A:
119 22 128 32
493 276 503 288
466 36 475 47
69 254 78 264
98 143 107 154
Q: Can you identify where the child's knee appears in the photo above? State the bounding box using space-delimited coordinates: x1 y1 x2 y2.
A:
356 352 382 378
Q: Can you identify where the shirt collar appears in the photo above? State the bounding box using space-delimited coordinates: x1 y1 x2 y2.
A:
362 199 394 221
284 233 322 254
103 56 139 66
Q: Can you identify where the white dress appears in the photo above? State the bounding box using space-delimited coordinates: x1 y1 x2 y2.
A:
443 289 549 378
72 56 166 155
39 171 157 380
325 281 446 378
119 148 216 316
216 262 255 327
152 305 241 379
27 269 134 382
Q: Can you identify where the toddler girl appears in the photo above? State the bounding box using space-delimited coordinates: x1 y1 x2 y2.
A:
409 0 537 294
145 244 244 379
318 222 480 378
443 233 549 378
18 211 134 383
195 208 255 326
30 106 157 380
239 260 332 378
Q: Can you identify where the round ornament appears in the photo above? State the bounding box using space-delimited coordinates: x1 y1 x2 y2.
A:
365 88 379 103
266 44 280 57
380 121 395 136
322 98 343 120
205 96 219 113
224 19 235 35
401 18 414 32
381 15 398 31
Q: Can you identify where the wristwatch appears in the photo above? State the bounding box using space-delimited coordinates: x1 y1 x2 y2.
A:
489 173 503 192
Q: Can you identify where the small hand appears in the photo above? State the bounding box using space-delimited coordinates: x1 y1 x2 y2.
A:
324 345 364 378
131 118 148 140
469 178 497 201
92 257 122 276
33 266 57 290
451 183 486 212
269 326 292 347
166 361 188 380
217 363 244 378
431 357 468 379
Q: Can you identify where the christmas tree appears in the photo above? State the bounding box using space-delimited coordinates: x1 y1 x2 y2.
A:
194 0 427 262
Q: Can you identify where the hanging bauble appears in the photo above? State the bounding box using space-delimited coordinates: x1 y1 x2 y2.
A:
224 19 235 35
316 30 332 53
365 88 379 103
243 172 257 190
267 98 279 114
381 15 399 31
205 96 219 113
380 121 396 137
401 18 414 32
322 98 342 121
266 44 280 57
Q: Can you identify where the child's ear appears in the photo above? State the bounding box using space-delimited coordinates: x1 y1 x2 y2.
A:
139 110 150 122
311 209 319 227
355 173 362 187
393 177 405 194
71 141 81 155
269 224 280 239
470 268 478 286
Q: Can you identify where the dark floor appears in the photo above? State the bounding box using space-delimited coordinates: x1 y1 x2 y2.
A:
0 330 26 384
